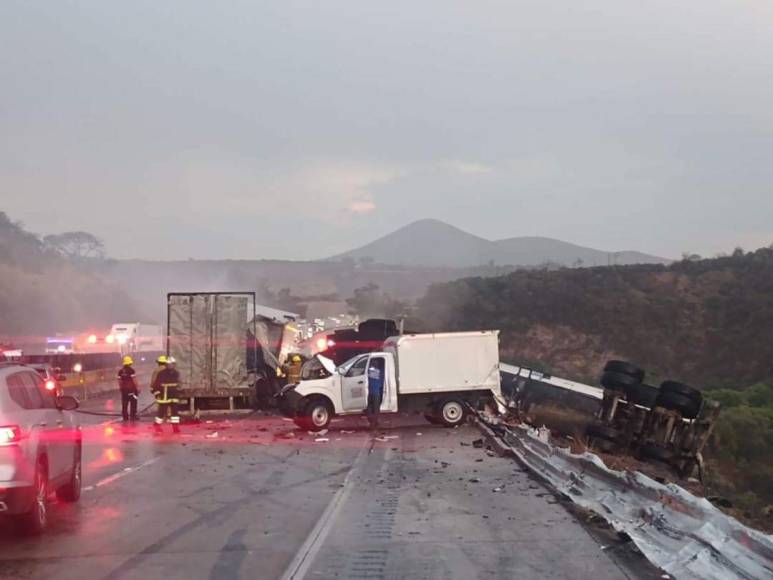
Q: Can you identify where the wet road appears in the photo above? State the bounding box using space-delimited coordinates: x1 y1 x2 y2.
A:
1 386 642 580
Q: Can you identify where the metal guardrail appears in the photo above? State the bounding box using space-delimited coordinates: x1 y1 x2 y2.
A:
477 418 773 580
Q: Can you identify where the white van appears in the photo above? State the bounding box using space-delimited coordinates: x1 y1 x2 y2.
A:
278 331 502 431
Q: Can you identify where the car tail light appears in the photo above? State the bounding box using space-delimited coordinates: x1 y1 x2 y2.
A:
0 426 22 446
45 379 56 391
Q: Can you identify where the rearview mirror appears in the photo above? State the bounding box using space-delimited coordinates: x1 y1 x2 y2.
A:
56 395 79 411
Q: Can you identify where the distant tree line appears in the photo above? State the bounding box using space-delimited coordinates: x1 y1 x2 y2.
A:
0 211 138 335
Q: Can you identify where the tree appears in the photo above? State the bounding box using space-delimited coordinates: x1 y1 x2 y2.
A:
44 231 105 259
745 383 773 408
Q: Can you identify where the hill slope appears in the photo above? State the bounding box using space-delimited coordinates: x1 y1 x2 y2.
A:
416 247 773 388
329 219 669 267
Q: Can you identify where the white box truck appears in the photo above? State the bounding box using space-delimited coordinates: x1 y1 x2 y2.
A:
278 331 503 431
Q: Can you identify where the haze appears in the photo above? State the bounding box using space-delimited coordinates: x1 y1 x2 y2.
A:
2 1 772 260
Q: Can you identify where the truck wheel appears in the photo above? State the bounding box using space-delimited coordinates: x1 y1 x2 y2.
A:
56 442 82 503
600 371 640 392
301 398 333 432
438 399 465 427
624 383 659 408
660 381 703 405
655 392 701 419
18 460 48 535
603 361 645 382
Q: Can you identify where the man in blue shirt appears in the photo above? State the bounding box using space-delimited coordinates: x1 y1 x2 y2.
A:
367 358 385 429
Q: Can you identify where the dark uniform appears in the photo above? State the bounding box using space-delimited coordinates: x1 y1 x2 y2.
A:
151 366 181 433
366 359 384 429
117 365 139 421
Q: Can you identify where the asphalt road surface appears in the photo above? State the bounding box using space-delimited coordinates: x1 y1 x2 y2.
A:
0 383 650 580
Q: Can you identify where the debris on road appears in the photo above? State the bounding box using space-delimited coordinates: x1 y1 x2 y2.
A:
472 438 484 448
314 437 330 443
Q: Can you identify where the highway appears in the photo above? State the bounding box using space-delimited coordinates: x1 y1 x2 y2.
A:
0 382 654 580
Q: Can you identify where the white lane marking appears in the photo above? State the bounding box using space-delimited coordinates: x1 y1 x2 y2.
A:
280 443 370 580
86 457 160 491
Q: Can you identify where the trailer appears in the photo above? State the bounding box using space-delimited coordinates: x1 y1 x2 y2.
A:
166 292 298 414
278 330 503 431
167 292 258 413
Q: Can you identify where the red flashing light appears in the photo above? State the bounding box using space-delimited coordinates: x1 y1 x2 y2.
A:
0 425 22 446
45 379 56 391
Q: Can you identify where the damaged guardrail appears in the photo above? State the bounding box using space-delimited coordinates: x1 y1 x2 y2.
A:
477 417 773 580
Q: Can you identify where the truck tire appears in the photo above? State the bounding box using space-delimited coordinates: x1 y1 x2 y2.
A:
18 460 48 535
438 399 466 427
625 383 659 408
655 392 701 419
660 381 703 404
600 371 640 392
297 398 333 432
56 442 82 503
603 361 645 382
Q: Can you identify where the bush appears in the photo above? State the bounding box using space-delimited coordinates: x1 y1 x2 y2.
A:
745 383 773 408
706 389 745 409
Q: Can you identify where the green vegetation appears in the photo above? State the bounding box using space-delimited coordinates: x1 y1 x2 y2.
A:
416 246 773 387
0 212 139 335
704 383 773 521
415 247 773 526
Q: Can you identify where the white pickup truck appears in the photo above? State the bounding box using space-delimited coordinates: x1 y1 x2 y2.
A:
278 331 503 431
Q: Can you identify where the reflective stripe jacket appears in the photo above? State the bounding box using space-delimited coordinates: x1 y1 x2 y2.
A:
151 367 180 403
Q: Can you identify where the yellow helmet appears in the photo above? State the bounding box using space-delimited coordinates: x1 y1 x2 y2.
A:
122 355 134 366
292 355 302 363
156 355 168 365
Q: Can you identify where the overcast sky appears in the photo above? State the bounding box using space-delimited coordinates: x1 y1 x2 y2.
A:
2 1 772 260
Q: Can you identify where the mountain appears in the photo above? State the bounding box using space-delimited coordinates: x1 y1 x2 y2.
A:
328 219 669 268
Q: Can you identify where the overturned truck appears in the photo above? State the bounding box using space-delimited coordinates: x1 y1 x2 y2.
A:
167 292 297 413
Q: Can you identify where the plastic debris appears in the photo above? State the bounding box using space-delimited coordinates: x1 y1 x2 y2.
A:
206 432 219 438
314 437 330 443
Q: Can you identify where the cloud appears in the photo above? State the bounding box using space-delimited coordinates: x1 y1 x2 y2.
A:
348 199 377 213
137 152 400 221
441 161 494 175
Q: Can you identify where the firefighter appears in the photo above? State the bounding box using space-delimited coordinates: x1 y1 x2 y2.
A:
150 354 168 388
287 354 303 384
151 355 181 434
117 355 139 421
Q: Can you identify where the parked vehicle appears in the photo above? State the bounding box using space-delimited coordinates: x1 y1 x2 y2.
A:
28 363 67 397
314 318 400 365
279 331 503 431
0 363 81 534
107 323 163 356
45 337 75 355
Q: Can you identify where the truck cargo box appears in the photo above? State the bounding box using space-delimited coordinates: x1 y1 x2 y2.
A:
167 292 256 401
383 331 500 395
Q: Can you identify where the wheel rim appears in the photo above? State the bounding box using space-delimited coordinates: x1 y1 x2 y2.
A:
311 405 329 427
35 470 47 528
442 402 463 423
